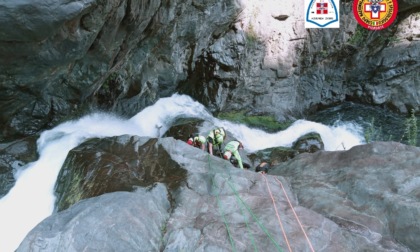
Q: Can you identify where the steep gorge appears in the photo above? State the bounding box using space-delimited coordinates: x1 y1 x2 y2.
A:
1 2 420 251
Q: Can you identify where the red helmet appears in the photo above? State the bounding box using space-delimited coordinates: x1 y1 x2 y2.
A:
223 151 232 160
187 138 193 145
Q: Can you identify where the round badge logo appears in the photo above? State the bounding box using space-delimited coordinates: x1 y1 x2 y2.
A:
353 0 398 30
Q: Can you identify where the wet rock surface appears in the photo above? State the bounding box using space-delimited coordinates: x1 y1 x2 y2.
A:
0 136 39 197
292 132 324 153
54 135 186 211
18 138 417 251
249 132 324 168
162 118 205 140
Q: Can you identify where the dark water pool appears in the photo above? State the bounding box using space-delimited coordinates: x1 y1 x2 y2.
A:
307 102 420 146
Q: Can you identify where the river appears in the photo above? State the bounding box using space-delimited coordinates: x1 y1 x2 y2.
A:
0 94 367 251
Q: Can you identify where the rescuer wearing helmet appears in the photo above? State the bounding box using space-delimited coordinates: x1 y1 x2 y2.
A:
187 134 206 151
223 140 244 169
255 162 270 174
207 127 226 156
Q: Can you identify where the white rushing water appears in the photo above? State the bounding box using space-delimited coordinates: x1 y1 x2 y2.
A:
0 94 364 251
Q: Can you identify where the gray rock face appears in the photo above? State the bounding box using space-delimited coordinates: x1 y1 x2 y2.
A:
294 3 420 115
0 0 240 140
271 141 420 251
0 136 38 197
18 185 171 252
1 1 420 141
0 0 96 42
18 137 417 251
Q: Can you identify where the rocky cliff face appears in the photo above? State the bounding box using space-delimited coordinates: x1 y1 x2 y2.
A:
0 0 240 140
1 0 419 140
183 0 420 118
18 136 419 251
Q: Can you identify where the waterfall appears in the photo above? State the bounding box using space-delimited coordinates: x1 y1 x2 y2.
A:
0 94 364 251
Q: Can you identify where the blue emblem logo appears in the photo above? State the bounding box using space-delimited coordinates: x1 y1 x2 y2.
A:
305 0 340 28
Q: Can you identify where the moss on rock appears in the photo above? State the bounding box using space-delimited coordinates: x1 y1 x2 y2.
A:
216 110 292 132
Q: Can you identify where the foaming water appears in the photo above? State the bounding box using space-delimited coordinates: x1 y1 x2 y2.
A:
0 93 363 251
200 118 364 152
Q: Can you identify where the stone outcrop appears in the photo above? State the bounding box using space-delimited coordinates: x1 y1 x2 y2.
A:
249 132 325 168
18 137 418 251
162 117 205 139
20 186 172 252
0 136 38 197
54 135 186 211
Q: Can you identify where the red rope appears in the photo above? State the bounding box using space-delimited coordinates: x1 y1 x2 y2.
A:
262 174 293 252
274 177 315 252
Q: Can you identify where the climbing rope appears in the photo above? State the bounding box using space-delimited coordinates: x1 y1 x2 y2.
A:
231 182 259 252
262 174 293 252
208 155 237 252
208 155 283 251
225 178 284 252
208 155 259 251
273 176 316 252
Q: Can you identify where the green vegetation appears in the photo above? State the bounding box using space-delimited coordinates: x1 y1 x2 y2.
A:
364 111 419 146
216 110 293 132
386 35 400 45
161 222 167 234
246 7 259 48
376 33 400 46
319 50 329 58
404 109 418 146
246 23 258 47
364 118 384 143
348 25 369 46
349 24 400 47
102 72 119 93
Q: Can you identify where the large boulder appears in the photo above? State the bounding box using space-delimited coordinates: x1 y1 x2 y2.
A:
248 132 324 169
292 132 324 153
271 141 420 251
18 137 416 251
162 117 205 140
54 135 187 211
19 185 171 252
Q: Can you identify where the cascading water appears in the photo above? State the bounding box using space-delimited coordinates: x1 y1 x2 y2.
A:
0 94 365 251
